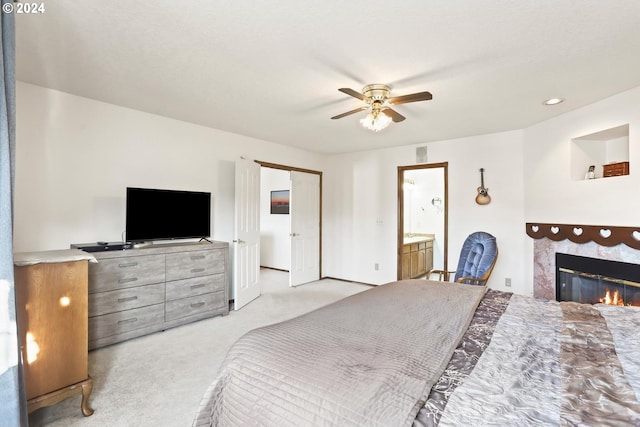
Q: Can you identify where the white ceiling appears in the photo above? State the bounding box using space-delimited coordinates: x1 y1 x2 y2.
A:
15 0 640 155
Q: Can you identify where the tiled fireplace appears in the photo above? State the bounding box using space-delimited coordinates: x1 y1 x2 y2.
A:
527 223 640 302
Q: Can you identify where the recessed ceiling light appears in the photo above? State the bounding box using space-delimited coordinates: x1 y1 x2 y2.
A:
543 97 564 106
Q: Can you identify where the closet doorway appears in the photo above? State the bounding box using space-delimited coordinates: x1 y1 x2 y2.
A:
397 163 448 280
257 161 321 287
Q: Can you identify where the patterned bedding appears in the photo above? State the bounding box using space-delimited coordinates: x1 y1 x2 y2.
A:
194 281 640 426
419 290 640 426
415 289 512 426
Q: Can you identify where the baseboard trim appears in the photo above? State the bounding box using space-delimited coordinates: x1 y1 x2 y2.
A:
260 266 290 272
320 276 377 287
257 268 375 287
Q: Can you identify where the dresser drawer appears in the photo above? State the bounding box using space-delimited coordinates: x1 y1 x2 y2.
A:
165 292 225 322
89 282 165 317
89 303 164 340
89 254 165 293
166 249 225 281
165 273 225 301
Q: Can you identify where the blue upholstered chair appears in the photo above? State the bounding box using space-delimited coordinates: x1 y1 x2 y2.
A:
428 231 498 286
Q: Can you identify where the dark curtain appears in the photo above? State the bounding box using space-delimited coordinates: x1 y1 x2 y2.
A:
0 1 27 426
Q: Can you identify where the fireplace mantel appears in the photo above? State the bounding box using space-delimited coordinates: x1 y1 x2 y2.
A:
526 223 640 250
527 223 640 299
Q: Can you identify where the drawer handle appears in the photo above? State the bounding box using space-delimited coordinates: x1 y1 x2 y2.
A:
191 268 205 273
190 302 205 308
191 255 206 260
118 262 138 268
190 283 206 290
118 318 138 325
117 296 138 303
118 277 138 284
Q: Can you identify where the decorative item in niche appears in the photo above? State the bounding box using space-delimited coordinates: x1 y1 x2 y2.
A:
270 190 290 214
585 165 596 180
603 161 629 178
475 168 491 205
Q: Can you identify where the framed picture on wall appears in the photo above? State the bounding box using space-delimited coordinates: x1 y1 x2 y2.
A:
270 190 290 214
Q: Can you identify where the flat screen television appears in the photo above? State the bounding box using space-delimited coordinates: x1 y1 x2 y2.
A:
125 187 211 243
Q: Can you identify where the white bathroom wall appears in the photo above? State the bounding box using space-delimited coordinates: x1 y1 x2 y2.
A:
405 167 446 269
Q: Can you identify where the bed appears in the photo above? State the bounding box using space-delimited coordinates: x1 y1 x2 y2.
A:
193 279 640 426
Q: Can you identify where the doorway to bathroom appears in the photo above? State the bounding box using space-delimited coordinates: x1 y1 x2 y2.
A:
397 162 448 280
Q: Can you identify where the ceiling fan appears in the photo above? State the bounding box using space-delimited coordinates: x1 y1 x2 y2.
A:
331 84 432 131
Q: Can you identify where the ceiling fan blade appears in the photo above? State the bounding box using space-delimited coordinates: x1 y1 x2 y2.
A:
382 108 406 123
388 91 433 105
338 88 366 101
331 106 367 120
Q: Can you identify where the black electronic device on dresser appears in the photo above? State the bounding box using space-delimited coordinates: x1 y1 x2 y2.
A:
125 187 212 243
71 242 133 252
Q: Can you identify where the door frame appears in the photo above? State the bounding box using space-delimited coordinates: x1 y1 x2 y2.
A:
256 160 323 278
397 162 449 280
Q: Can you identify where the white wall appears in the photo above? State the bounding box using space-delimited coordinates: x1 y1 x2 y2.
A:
323 130 526 293
524 87 640 224
15 81 640 298
14 82 327 252
259 168 290 270
323 86 640 295
523 85 640 292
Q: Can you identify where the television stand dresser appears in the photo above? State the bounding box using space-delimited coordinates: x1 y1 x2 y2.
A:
86 241 229 349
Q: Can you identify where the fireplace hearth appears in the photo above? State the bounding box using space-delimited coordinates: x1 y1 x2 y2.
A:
556 253 640 306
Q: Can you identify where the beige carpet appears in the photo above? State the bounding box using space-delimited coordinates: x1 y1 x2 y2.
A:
28 269 371 427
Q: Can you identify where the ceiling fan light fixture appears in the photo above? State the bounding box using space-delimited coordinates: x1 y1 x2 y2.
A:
360 110 392 132
332 83 430 128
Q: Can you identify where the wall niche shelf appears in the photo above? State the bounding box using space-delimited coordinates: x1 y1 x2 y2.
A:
571 124 629 181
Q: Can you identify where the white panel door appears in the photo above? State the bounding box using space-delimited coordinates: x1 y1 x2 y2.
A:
289 171 320 287
233 158 261 310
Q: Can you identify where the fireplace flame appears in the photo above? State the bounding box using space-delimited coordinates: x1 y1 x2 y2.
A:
599 289 625 306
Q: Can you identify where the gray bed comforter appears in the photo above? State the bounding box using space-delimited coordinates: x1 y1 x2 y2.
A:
193 280 486 427
195 282 640 426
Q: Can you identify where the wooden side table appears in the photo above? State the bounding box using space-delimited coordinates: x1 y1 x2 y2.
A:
14 249 96 417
